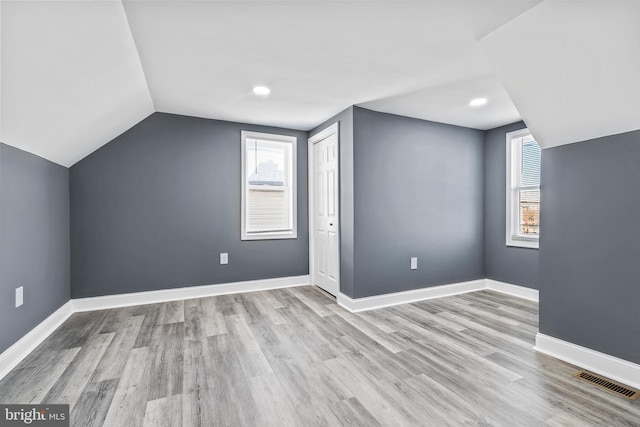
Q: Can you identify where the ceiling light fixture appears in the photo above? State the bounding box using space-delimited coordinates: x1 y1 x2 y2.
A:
470 98 488 107
253 86 271 96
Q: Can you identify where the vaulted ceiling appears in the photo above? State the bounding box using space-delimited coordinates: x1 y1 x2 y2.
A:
1 1 639 167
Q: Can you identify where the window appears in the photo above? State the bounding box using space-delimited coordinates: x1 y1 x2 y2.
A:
241 131 297 240
506 128 541 249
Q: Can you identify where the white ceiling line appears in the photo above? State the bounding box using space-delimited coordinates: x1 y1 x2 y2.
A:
119 0 156 112
475 0 545 42
472 0 543 138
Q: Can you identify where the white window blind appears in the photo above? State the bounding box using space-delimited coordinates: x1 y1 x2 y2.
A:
519 138 541 236
241 132 297 240
506 129 541 248
247 188 290 232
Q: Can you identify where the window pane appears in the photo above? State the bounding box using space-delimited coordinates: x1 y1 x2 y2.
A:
247 140 287 186
245 138 292 234
506 129 540 247
521 138 541 186
519 189 540 236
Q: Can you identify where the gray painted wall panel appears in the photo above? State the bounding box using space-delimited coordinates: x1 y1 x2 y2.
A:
351 108 485 298
70 113 308 298
0 144 70 353
484 122 539 289
540 129 640 364
310 107 355 297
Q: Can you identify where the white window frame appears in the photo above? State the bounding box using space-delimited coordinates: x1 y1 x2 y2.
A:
506 128 539 249
241 131 297 240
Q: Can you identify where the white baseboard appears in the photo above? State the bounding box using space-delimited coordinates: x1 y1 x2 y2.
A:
336 278 539 313
535 333 640 390
0 301 73 381
72 275 310 312
337 279 486 312
485 279 539 302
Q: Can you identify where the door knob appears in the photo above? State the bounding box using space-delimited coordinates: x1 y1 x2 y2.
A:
330 223 333 226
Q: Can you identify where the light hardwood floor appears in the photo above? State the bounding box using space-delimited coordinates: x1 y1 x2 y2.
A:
1 286 639 426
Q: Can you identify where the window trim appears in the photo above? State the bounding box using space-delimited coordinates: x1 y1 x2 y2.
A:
505 128 539 249
241 130 297 241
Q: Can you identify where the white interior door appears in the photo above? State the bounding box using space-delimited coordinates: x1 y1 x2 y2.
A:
310 126 339 296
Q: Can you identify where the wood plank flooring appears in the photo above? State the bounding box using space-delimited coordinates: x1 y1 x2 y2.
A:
1 287 639 426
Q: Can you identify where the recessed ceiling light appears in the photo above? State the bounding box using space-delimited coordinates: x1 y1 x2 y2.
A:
253 86 271 96
470 98 488 107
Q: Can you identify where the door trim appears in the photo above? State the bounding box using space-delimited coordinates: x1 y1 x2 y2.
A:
308 123 340 296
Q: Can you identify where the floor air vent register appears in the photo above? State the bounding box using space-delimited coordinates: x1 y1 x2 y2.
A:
573 370 640 400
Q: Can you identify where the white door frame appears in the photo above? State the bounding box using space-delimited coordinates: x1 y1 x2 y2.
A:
308 122 340 295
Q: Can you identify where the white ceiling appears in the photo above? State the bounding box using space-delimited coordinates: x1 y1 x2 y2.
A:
1 1 639 165
122 0 536 131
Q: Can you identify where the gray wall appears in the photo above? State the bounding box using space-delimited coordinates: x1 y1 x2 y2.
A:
0 144 70 353
484 122 539 289
540 129 640 364
70 113 308 298
310 107 356 297
351 108 485 298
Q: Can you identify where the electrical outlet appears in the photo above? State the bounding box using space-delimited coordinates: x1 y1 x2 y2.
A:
220 253 229 265
16 286 24 308
410 257 418 270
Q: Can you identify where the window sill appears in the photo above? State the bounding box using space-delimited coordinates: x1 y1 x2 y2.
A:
506 237 539 249
241 231 297 241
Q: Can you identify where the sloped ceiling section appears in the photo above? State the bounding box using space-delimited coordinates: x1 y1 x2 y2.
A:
1 0 154 167
480 0 640 149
